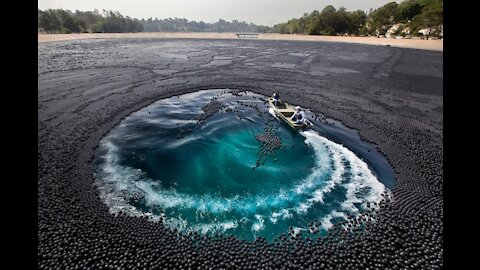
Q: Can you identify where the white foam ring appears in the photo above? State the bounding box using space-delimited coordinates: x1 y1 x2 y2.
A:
300 131 386 216
96 128 387 237
252 214 265 232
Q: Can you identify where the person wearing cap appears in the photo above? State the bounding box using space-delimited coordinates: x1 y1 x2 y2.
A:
291 106 306 124
272 92 280 107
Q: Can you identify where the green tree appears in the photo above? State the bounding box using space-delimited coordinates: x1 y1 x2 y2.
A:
57 9 81 33
274 23 288 33
347 10 367 36
285 19 299 34
306 10 321 35
334 7 349 35
410 0 443 37
318 6 336 35
75 10 102 32
297 13 309 34
370 2 400 35
38 9 61 33
398 0 423 21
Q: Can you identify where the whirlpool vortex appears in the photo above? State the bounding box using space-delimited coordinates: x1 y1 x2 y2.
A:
94 89 395 241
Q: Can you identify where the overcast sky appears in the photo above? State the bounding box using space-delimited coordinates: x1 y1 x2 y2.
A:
38 0 395 26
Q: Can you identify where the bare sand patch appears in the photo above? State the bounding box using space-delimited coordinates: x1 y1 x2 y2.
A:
38 32 442 51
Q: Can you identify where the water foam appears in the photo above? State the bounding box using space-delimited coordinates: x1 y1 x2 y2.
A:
95 93 388 240
97 129 385 238
190 220 238 235
300 130 386 216
252 214 265 232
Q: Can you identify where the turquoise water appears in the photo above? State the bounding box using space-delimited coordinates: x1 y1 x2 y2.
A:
95 89 394 241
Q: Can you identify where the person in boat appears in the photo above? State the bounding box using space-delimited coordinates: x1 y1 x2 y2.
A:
291 106 306 124
272 92 280 107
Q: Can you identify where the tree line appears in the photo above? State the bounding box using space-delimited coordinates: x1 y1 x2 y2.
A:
273 0 443 37
38 9 143 33
141 18 269 33
38 9 269 34
38 1 442 37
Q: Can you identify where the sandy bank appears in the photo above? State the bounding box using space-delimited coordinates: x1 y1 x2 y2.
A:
38 32 443 51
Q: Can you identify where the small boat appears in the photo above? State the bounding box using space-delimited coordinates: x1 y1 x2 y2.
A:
268 97 311 130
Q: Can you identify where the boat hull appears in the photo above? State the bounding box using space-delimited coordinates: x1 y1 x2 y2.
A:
268 98 310 130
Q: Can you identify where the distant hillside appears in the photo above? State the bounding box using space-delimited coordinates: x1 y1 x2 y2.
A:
273 0 443 38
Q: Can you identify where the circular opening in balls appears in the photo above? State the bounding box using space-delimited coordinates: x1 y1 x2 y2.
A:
94 89 395 241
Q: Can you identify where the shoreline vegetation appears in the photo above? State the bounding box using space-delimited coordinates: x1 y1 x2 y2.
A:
38 0 442 51
38 0 442 40
273 0 442 39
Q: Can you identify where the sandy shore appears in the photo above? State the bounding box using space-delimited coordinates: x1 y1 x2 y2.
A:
38 32 443 51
